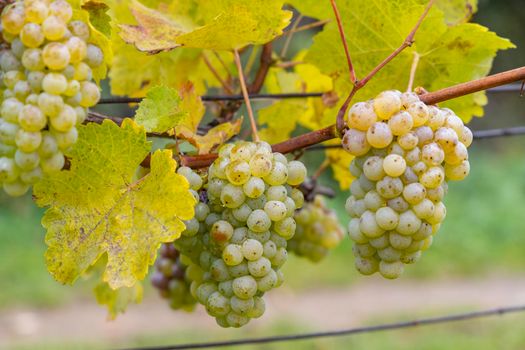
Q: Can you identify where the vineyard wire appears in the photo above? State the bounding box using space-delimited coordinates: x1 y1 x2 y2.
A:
96 84 524 104
117 304 525 350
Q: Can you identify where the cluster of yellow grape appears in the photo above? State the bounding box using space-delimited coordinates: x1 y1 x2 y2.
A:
342 90 472 278
174 141 307 327
288 195 344 262
0 0 103 196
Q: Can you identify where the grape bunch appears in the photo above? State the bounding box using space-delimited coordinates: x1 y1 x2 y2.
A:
151 243 196 311
175 141 307 327
0 0 103 196
288 195 344 262
342 90 472 279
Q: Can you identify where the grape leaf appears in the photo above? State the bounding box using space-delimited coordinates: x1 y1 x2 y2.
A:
305 0 513 122
33 120 196 289
259 101 307 144
288 0 478 24
177 82 206 133
108 0 234 96
119 0 292 52
82 1 112 37
135 86 187 133
94 281 143 319
177 118 243 154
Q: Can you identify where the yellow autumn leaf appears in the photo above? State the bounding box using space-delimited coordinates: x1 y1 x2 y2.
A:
119 0 291 52
178 118 243 155
34 119 196 289
94 281 143 319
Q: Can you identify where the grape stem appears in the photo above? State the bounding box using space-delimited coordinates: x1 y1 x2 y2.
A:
335 0 436 134
330 0 357 84
407 52 421 92
233 49 259 141
202 52 234 94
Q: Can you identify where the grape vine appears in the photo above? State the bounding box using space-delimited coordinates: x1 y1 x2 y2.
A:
0 0 522 330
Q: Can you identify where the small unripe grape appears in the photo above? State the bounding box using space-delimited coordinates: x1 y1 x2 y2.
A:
375 206 399 230
220 184 245 208
373 90 401 120
15 129 42 153
407 101 429 127
379 261 404 279
378 246 402 262
422 142 445 166
402 182 426 204
242 177 265 198
222 244 244 266
359 210 384 238
20 23 45 48
342 128 371 156
287 160 307 186
445 142 468 165
14 80 31 100
49 0 73 23
247 257 271 277
0 50 21 71
434 127 458 152
1 5 25 35
427 201 447 225
420 166 445 189
247 209 271 232
225 160 251 185
264 200 287 221
79 81 100 107
68 20 90 41
241 239 263 261
210 220 234 242
389 232 412 250
264 161 288 186
38 92 64 117
1 98 23 123
232 276 257 299
0 157 19 182
43 73 68 95
42 15 67 40
397 210 421 235
18 104 47 131
366 122 393 148
66 36 87 63
388 111 413 136
27 71 45 92
414 126 434 146
3 181 30 197
347 101 377 131
412 198 435 219
369 235 389 249
348 218 367 244
85 44 104 68
273 217 296 239
353 243 376 258
362 156 385 181
50 104 76 132
14 149 40 170
383 154 406 177
363 190 385 211
249 153 272 177
459 126 473 147
376 176 404 199
355 256 379 275
427 106 446 130
26 1 49 24
400 92 419 109
445 160 470 181
43 42 70 70
73 62 92 81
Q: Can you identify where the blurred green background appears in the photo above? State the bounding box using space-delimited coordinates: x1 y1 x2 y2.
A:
1 0 525 349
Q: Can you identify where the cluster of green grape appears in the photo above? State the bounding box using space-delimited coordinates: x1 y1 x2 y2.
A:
342 90 472 279
151 243 196 311
175 141 307 327
0 0 103 196
288 195 344 262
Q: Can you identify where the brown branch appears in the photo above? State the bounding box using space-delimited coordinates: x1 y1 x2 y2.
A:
335 0 436 133
330 0 356 84
202 53 234 94
248 42 273 93
288 19 331 35
179 65 525 168
280 14 303 59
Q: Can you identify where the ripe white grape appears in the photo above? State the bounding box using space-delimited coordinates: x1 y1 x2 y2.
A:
342 90 472 278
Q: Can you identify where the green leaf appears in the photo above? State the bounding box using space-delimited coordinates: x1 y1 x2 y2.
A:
305 0 514 122
82 1 112 37
94 281 143 319
119 0 292 52
33 120 196 289
135 86 187 133
259 101 307 144
430 0 478 25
